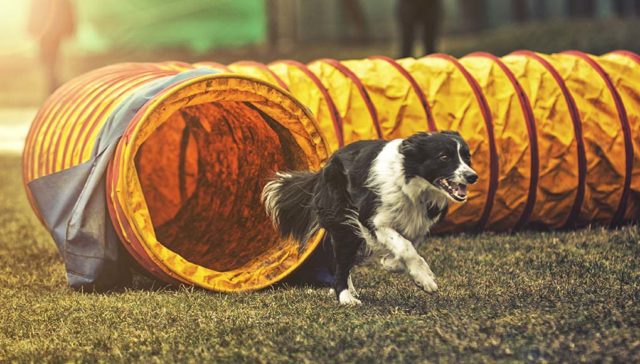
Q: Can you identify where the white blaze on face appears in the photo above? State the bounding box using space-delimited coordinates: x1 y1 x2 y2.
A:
454 140 476 184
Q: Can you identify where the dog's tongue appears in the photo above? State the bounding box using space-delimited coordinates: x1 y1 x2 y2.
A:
459 184 467 195
455 183 468 199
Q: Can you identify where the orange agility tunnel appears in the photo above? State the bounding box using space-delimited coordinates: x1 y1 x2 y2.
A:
23 51 640 291
23 63 328 291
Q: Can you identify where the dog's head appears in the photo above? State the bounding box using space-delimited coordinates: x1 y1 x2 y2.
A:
400 131 478 202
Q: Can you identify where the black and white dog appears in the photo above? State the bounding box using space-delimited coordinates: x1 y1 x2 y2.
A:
262 131 477 305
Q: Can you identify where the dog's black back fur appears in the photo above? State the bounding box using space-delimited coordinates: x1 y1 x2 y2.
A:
320 140 386 229
264 140 386 244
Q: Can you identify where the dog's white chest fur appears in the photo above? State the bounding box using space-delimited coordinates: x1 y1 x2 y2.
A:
367 140 447 244
376 177 446 243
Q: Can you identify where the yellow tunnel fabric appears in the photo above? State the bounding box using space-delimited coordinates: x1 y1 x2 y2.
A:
307 59 381 144
599 51 640 222
268 60 344 152
340 57 434 140
502 52 582 229
228 61 290 91
544 53 629 225
398 55 497 232
24 51 640 292
460 53 536 231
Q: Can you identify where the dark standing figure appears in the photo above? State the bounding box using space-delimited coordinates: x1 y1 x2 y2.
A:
28 0 76 94
567 0 596 18
532 0 547 21
397 0 441 58
343 0 368 43
512 0 529 22
459 0 487 33
614 0 640 17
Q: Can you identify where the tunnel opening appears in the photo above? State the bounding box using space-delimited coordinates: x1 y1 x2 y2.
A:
136 100 309 271
108 75 327 291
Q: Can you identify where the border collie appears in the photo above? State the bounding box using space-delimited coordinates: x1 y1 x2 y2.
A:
262 131 477 305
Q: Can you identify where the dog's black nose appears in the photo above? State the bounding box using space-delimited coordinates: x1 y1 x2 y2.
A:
464 171 478 184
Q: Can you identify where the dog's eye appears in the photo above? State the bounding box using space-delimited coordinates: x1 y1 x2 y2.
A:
439 154 449 161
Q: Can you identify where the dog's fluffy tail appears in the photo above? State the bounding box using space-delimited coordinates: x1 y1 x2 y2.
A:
262 158 351 244
262 171 321 244
262 158 349 245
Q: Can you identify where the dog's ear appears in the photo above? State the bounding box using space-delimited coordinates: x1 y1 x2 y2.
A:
400 132 431 156
441 130 461 136
399 139 414 156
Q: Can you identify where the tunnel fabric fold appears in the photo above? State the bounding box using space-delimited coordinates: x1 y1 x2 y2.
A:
27 69 216 290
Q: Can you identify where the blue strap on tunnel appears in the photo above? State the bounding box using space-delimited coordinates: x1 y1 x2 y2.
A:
27 68 218 291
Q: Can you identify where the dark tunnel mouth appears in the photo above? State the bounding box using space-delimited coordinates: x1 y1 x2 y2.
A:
135 100 311 272
108 74 328 291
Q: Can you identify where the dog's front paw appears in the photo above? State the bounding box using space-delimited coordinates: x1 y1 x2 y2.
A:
338 290 362 305
412 274 438 293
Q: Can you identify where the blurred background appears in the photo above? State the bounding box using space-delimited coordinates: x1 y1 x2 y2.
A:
0 0 639 153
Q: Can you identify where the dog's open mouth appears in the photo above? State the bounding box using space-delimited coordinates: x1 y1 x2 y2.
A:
435 178 468 202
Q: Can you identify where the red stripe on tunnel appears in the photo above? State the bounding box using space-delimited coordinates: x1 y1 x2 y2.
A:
57 72 164 172
511 50 587 229
72 71 174 167
610 50 640 64
271 59 345 147
231 61 290 91
316 58 383 139
563 50 634 227
466 52 540 230
368 56 437 133
34 70 118 178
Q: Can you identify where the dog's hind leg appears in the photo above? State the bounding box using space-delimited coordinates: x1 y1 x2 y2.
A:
327 275 358 297
312 157 363 304
327 274 358 297
347 275 358 297
328 227 363 305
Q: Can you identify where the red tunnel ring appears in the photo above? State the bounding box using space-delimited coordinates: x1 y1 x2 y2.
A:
466 52 540 230
271 59 345 148
511 50 588 229
368 55 437 133
316 58 384 140
562 50 634 227
427 53 499 231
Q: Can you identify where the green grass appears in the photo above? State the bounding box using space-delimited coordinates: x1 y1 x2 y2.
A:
1 154 639 362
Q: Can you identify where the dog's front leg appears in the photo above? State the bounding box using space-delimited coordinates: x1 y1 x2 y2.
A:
380 255 404 273
375 227 438 292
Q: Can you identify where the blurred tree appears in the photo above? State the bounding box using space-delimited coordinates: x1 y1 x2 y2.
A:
266 0 297 51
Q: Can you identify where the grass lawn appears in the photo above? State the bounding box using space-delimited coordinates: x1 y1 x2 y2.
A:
1 154 639 362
